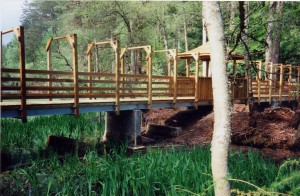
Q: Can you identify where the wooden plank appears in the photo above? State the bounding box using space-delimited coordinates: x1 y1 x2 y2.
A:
26 86 74 91
27 94 74 99
152 75 172 79
79 79 114 84
120 93 148 96
1 94 21 99
79 87 116 91
87 43 95 55
78 72 114 77
1 68 20 73
94 41 115 46
26 69 73 75
127 45 151 50
45 38 53 51
53 35 67 41
1 77 20 82
1 28 14 35
119 81 148 85
120 74 148 79
79 93 115 98
121 87 147 91
152 93 173 97
26 77 73 83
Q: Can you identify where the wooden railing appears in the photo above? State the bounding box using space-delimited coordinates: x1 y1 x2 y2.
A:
252 79 299 103
1 67 250 104
232 78 248 100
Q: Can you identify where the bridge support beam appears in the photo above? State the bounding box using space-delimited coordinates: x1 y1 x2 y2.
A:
103 110 141 145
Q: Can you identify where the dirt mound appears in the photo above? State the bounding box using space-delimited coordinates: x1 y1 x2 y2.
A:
142 105 300 162
232 107 296 149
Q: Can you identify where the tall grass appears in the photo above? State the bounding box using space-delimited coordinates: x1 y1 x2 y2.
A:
1 115 299 195
1 113 104 151
2 146 284 195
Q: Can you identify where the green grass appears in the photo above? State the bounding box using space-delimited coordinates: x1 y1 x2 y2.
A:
1 115 299 195
1 113 104 151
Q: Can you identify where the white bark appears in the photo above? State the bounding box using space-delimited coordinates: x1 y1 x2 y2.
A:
203 2 231 196
202 16 207 77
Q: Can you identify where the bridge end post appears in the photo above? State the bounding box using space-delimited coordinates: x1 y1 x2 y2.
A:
18 26 27 123
71 34 79 117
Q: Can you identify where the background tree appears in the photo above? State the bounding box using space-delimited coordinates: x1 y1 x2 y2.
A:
265 1 284 63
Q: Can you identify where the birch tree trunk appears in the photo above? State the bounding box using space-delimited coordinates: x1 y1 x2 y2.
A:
202 16 207 77
203 2 231 196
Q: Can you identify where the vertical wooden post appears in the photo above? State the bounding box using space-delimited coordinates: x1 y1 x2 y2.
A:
186 59 190 77
70 34 79 117
46 38 53 101
114 41 120 115
232 60 237 100
288 65 292 102
173 49 178 108
279 64 283 103
18 26 27 122
296 66 300 104
87 44 93 100
258 61 262 104
258 61 262 79
264 62 268 81
167 55 171 76
120 48 126 96
147 46 152 109
195 55 199 107
268 62 273 103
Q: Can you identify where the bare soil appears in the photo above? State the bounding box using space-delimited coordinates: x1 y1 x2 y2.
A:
142 104 300 163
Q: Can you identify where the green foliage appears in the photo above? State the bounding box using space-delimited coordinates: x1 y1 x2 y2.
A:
1 115 297 195
3 145 282 195
270 159 300 195
1 113 104 151
4 37 20 69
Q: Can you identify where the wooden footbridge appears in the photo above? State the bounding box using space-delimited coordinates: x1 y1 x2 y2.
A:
1 26 300 122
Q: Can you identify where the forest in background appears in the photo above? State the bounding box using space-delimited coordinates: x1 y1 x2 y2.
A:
2 1 300 76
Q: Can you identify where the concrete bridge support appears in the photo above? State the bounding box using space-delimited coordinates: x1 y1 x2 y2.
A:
103 110 141 145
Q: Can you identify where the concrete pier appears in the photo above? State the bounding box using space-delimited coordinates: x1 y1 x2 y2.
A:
102 110 141 144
